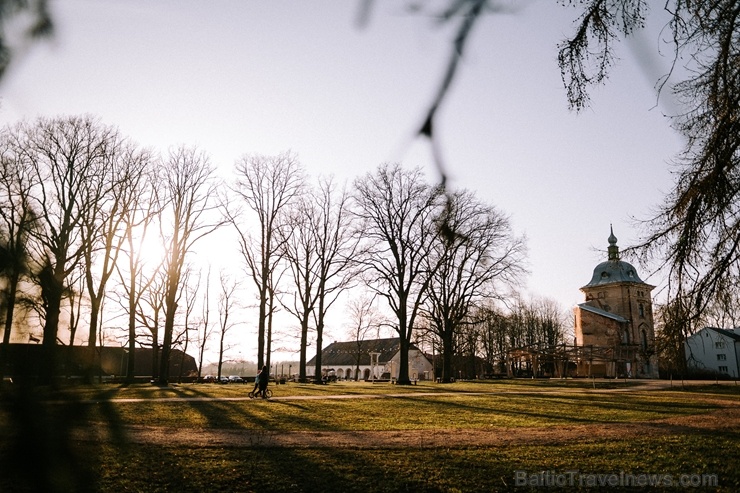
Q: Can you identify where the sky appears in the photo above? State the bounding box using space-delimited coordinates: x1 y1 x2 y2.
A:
0 1 685 363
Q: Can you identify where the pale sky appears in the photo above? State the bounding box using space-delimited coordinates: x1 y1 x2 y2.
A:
0 1 684 362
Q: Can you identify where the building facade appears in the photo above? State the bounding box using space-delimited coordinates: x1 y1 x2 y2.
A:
685 327 740 378
306 338 433 381
574 228 659 378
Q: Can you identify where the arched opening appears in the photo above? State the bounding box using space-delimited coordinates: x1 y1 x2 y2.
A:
363 368 371 381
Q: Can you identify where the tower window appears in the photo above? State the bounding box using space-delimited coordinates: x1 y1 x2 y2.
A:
622 330 630 344
638 304 645 318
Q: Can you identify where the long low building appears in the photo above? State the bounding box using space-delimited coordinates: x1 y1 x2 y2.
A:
0 343 197 380
306 337 433 381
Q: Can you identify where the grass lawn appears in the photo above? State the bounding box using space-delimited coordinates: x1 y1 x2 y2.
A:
1 380 738 492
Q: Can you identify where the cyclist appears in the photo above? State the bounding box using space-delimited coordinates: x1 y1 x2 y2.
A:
257 365 269 398
251 367 263 397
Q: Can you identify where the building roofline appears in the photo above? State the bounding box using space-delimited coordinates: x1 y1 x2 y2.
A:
703 327 740 342
577 303 629 323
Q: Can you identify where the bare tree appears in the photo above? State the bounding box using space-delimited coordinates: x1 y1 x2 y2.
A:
5 116 121 383
653 296 697 377
65 266 84 346
77 142 153 380
195 267 215 380
135 266 167 380
278 176 360 382
346 293 381 381
216 271 239 381
352 163 441 385
474 303 510 374
277 192 320 382
115 161 161 382
423 189 526 382
228 151 304 369
169 265 200 382
80 144 151 347
0 133 39 375
157 146 223 385
310 177 362 383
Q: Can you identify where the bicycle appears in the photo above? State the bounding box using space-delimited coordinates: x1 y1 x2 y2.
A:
248 388 273 399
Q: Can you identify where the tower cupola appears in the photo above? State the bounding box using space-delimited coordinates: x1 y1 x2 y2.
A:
607 225 619 260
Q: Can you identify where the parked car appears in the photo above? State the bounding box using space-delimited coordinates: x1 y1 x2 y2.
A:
228 375 243 383
219 376 229 384
202 375 217 383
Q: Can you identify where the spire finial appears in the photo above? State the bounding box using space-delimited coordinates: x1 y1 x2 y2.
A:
608 225 619 260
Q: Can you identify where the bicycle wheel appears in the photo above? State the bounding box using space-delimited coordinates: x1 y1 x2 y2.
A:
263 389 273 399
248 391 255 399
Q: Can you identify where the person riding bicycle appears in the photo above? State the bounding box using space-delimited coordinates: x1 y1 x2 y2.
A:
257 365 269 398
251 365 269 398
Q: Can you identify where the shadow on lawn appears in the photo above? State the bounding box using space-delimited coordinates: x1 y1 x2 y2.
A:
0 381 110 493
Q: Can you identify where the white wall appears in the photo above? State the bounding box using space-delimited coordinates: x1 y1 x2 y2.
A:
685 328 740 378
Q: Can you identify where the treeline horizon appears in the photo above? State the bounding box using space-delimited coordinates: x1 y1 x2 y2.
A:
0 115 570 385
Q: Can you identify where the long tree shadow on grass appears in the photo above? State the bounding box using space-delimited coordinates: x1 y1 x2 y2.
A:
0 381 126 493
96 441 454 493
382 392 718 427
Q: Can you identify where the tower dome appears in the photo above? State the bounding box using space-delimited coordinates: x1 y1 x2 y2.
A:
582 227 645 288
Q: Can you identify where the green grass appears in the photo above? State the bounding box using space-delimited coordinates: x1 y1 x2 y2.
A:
72 391 717 431
1 380 739 492
19 434 738 492
54 380 727 431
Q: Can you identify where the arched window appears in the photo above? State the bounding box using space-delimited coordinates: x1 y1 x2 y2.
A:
622 330 630 344
641 330 648 350
638 304 645 318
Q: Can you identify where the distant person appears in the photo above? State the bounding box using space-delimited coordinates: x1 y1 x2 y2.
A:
251 367 262 396
257 365 269 398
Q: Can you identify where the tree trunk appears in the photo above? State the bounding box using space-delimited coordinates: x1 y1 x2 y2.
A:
39 261 64 385
257 284 267 369
150 324 159 381
0 271 20 378
158 317 173 385
313 329 323 384
126 280 136 383
442 332 454 383
266 290 274 378
299 319 308 382
397 336 411 385
40 289 61 385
